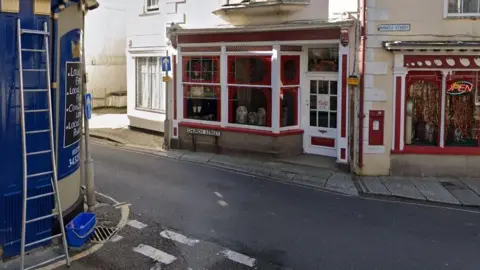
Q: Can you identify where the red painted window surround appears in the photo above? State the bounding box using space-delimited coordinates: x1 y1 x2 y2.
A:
392 146 480 156
178 122 303 137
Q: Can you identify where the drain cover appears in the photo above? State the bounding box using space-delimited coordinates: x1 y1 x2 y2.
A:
90 226 119 243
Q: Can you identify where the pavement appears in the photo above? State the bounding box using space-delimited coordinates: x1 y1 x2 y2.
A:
89 110 480 209
0 191 129 270
66 141 480 269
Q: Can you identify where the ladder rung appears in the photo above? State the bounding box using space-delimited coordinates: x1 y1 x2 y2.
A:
21 29 49 35
23 69 47 72
26 212 58 224
25 109 49 113
26 150 51 156
24 254 65 270
24 89 48 92
22 48 46 53
27 171 53 178
27 191 55 201
25 233 62 248
26 129 50 134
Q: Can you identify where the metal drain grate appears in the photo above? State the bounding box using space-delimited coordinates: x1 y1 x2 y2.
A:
90 226 119 243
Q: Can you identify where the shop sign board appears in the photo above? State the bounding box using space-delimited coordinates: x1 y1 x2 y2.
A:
187 128 221 137
318 94 330 111
377 24 411 32
447 80 473 96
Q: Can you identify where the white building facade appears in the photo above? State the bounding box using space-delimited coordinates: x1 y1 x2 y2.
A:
126 0 359 167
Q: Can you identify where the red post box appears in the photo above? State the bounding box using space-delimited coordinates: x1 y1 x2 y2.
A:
369 110 384 146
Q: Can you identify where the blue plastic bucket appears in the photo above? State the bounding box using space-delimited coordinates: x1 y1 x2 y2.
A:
65 212 97 248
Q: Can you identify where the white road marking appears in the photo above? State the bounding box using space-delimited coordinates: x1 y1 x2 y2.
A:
214 191 223 198
110 234 123 242
127 219 147 229
219 249 256 267
217 200 228 207
133 244 177 265
160 230 200 246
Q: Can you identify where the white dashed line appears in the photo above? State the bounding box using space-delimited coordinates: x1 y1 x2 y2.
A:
133 244 177 265
127 220 147 229
219 249 256 267
160 230 200 246
110 234 123 243
217 200 228 207
214 192 223 198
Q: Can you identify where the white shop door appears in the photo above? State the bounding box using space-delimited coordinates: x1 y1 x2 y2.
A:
304 77 338 157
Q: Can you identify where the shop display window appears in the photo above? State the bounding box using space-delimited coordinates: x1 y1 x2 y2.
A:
308 47 338 72
183 85 221 121
228 87 271 127
228 56 271 85
281 87 298 127
406 81 441 146
444 77 479 147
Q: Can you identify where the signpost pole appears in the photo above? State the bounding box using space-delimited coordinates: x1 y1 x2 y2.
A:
163 52 171 150
82 2 96 210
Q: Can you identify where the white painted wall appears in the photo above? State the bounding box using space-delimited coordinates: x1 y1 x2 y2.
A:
85 0 127 108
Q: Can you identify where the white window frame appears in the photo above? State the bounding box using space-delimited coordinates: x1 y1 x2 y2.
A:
145 0 160 13
444 0 480 17
135 56 166 113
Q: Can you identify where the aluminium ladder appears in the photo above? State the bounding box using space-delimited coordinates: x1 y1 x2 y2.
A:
16 19 71 270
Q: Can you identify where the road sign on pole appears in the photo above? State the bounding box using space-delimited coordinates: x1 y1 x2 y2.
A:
85 93 92 120
161 56 171 72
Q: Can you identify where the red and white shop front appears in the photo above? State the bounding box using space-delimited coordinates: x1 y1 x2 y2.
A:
385 41 480 175
168 22 353 164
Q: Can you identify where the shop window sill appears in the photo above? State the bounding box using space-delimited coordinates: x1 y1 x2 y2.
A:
392 145 480 155
179 121 303 137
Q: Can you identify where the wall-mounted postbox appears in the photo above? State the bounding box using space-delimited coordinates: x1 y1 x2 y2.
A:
369 110 384 146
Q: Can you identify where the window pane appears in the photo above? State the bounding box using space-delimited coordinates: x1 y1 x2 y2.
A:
228 56 271 85
310 95 317 109
330 96 337 111
308 47 339 72
310 80 317 94
330 81 338 95
448 0 461 13
463 0 479 12
183 57 219 83
445 78 478 146
229 87 271 127
318 112 329 128
310 110 317 127
136 57 152 109
318 81 328 94
406 81 440 146
150 58 164 111
330 112 337 128
184 85 221 121
281 55 300 85
281 87 298 127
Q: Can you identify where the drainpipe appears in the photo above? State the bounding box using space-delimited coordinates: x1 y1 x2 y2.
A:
358 0 367 168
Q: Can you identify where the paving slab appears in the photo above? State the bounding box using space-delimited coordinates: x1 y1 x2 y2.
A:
448 189 480 206
291 174 327 189
460 178 480 196
324 173 358 196
382 178 426 200
269 170 296 181
360 177 391 196
411 178 460 205
180 152 214 164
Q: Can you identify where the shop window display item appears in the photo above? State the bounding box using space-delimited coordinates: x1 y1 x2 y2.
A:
229 87 271 127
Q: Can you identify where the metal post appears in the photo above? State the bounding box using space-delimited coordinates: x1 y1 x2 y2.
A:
163 50 171 150
82 1 96 210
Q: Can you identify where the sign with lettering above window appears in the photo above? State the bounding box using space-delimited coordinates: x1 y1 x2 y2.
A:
447 81 474 95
